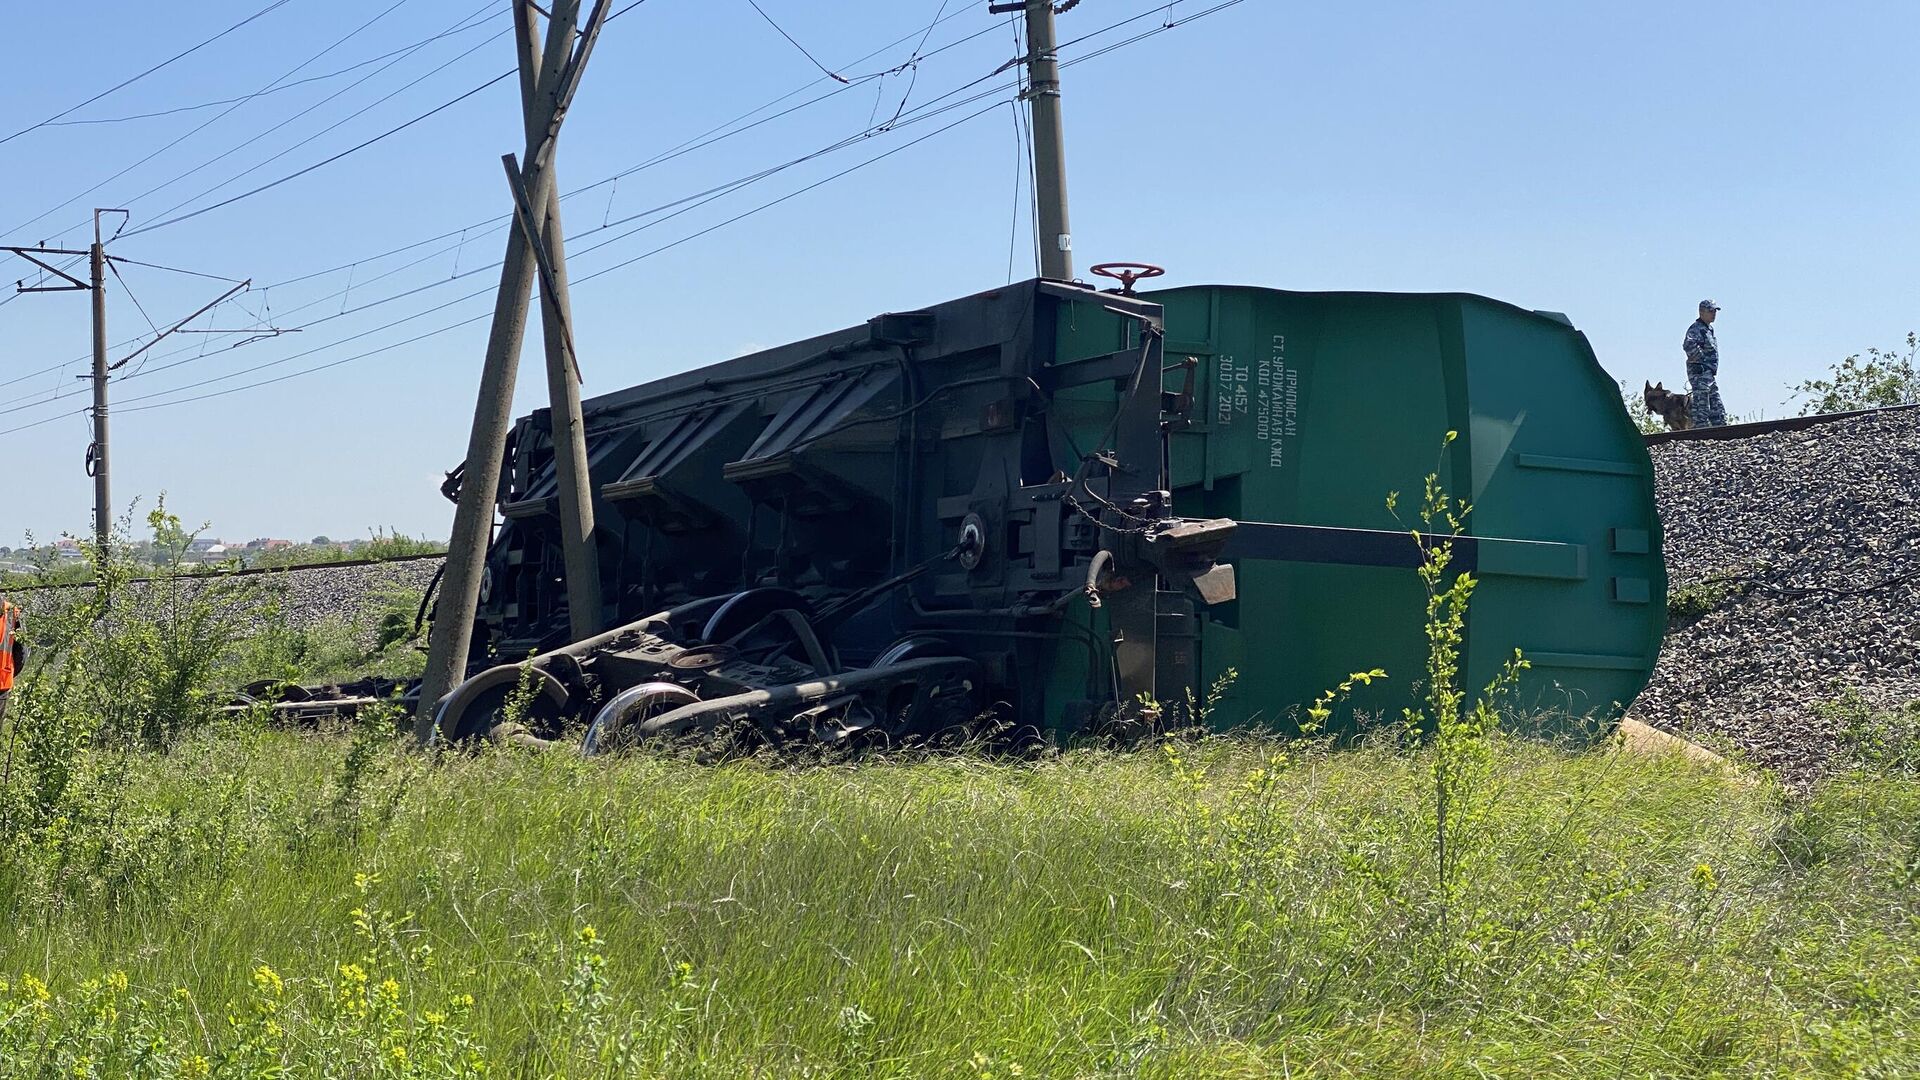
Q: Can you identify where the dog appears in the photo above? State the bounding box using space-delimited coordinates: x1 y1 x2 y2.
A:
1643 381 1692 431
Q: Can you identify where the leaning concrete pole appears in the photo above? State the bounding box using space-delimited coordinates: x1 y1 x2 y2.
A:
416 0 611 741
520 0 605 642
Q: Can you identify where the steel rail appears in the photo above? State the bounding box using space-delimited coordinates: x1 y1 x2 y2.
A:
1643 401 1920 446
1 549 445 593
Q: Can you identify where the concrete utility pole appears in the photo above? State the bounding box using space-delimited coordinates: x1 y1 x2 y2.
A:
517 0 604 645
5 214 263 555
88 218 112 551
415 0 611 740
1011 0 1073 280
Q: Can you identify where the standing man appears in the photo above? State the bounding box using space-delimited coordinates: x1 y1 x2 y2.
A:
1684 299 1728 428
0 598 21 722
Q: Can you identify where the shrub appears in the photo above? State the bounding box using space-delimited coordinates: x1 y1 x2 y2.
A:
1790 331 1920 414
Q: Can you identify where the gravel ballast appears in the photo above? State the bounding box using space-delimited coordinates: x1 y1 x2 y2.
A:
16 557 445 648
1635 409 1920 784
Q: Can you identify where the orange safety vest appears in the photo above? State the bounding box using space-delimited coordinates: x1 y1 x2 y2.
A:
0 602 16 691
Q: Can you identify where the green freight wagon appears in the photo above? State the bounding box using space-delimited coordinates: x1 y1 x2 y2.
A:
433 278 1663 747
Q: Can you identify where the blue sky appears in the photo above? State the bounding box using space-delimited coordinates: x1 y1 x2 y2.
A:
1 0 1914 544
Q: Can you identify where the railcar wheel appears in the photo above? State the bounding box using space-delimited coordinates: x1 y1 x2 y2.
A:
432 664 571 744
871 639 983 744
581 682 702 756
700 588 813 645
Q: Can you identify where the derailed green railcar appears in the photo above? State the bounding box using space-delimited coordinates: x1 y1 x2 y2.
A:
436 279 1661 746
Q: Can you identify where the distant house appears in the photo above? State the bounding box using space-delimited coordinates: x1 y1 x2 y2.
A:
187 537 223 554
244 538 294 552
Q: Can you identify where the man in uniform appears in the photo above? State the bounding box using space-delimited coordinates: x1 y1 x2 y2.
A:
0 598 21 722
1683 299 1727 428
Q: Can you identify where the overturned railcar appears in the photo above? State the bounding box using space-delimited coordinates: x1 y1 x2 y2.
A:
439 279 1663 746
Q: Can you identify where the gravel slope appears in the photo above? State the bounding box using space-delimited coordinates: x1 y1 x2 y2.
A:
17 557 444 645
1634 410 1920 784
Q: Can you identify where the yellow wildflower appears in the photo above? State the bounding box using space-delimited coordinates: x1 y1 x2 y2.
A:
252 965 284 997
1691 862 1719 892
21 974 51 1004
378 977 401 1003
179 1055 212 1080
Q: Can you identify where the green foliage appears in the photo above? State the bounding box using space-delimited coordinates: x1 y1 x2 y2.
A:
0 731 1909 1076
1668 578 1733 622
234 586 427 689
1791 331 1920 415
11 503 268 752
250 529 445 569
1388 432 1532 965
1817 686 1920 774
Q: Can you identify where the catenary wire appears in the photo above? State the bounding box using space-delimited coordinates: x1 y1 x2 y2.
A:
115 0 659 240
93 13 1019 381
0 0 298 148
47 1 980 317
118 71 513 241
742 0 849 83
41 11 507 128
114 99 1007 417
132 19 512 229
5 0 1237 426
107 85 1022 398
0 0 1028 393
16 0 1230 417
117 1 504 226
6 0 421 238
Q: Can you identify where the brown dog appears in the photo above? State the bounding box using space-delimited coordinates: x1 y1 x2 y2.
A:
1643 381 1691 431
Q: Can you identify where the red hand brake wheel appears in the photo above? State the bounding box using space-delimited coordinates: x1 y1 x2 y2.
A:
1089 262 1165 296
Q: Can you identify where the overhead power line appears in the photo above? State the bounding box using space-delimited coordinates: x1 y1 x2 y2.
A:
86 1 982 308
0 0 298 148
3 0 1245 432
29 0 989 380
41 13 508 128
6 0 421 238
131 23 514 231
115 100 1009 419
742 0 850 83
120 73 513 241
114 0 656 240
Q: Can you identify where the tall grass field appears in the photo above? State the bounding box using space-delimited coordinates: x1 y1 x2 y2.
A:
0 507 1913 1077
1 726 1916 1078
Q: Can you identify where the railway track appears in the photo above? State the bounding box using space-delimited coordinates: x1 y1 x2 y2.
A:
2 549 444 593
1643 401 1920 445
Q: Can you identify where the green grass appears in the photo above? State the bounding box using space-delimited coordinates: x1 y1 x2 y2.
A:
0 727 1914 1078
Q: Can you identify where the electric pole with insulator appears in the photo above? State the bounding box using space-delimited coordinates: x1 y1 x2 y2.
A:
4 215 270 555
87 212 112 551
992 0 1074 280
